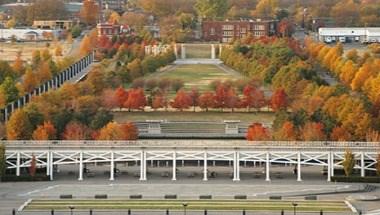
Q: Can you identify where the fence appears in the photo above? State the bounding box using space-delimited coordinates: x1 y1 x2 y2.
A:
0 52 94 122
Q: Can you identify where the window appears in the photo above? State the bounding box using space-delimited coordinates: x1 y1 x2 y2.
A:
240 27 246 33
222 25 234 30
210 27 215 35
254 25 265 30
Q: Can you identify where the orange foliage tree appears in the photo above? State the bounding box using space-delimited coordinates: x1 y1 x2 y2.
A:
198 92 216 112
114 87 129 109
331 126 352 141
80 0 99 25
97 122 138 140
124 88 146 111
274 121 297 141
32 121 57 140
62 121 91 140
246 123 271 141
301 122 326 141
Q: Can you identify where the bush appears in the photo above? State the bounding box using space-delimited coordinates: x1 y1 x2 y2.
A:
331 176 380 183
1 174 50 182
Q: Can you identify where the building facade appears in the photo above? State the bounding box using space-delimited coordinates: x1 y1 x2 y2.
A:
98 0 126 11
318 27 380 43
33 20 74 30
202 19 277 43
96 23 121 38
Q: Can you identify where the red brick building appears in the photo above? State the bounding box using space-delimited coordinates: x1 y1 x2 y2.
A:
96 23 121 38
202 19 278 43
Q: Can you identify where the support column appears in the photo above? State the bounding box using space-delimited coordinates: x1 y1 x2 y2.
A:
331 153 335 177
297 151 302 182
172 151 176 181
219 44 222 58
140 150 146 181
49 152 54 181
46 151 50 176
174 44 178 59
203 151 208 181
110 151 114 181
211 44 216 59
266 152 271 182
327 152 331 182
233 151 240 181
361 152 365 177
78 152 83 181
16 152 20 176
181 44 186 59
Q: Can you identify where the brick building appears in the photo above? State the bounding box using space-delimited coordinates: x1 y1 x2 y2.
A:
202 19 277 43
96 23 121 38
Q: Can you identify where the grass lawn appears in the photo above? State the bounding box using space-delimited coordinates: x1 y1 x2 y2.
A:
185 44 213 59
113 111 274 124
25 199 350 212
149 64 240 91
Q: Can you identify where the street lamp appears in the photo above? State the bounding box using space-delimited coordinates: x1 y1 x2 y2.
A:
68 205 75 215
182 202 188 215
292 202 298 215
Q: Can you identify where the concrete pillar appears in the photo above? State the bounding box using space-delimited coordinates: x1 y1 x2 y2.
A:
331 153 335 177
172 151 176 181
297 151 302 182
78 152 83 181
10 102 14 113
327 152 331 182
361 152 365 177
211 44 216 59
110 151 114 181
233 151 240 181
174 43 178 59
49 152 54 181
181 44 186 59
266 152 271 182
203 151 208 181
219 44 222 58
16 152 20 176
140 150 146 181
46 151 50 176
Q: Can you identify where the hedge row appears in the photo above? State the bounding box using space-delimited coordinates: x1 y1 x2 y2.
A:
1 174 50 182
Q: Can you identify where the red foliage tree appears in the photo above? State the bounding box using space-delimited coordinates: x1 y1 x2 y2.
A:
124 88 147 111
120 122 138 140
225 88 240 112
115 86 129 109
246 123 271 141
270 88 288 112
214 84 228 111
62 121 91 140
243 85 266 112
301 122 326 141
198 92 216 112
171 89 192 111
189 88 200 112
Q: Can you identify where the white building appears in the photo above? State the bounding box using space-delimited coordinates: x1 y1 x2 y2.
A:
0 28 61 41
318 27 380 43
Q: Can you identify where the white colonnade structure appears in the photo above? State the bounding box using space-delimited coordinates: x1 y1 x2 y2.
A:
174 43 223 60
4 140 380 182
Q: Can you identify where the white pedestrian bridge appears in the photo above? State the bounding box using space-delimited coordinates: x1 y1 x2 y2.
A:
4 140 380 182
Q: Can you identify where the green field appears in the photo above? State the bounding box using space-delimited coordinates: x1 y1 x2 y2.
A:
25 199 350 212
149 64 240 91
113 111 274 124
185 44 213 58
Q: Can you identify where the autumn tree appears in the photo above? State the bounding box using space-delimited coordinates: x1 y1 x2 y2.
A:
331 126 352 141
32 121 57 140
225 87 240 112
251 0 278 18
55 44 63 56
124 88 147 111
37 61 52 83
120 122 138 140
342 149 355 177
171 89 192 111
80 0 99 25
194 0 229 19
102 89 119 109
189 88 199 112
214 84 229 111
243 85 266 112
277 18 294 37
6 109 33 140
62 121 91 140
198 92 216 112
22 68 37 93
12 52 25 76
246 123 271 141
127 59 143 80
152 95 168 110
114 87 129 109
97 122 124 140
274 121 297 141
301 122 326 141
270 88 288 112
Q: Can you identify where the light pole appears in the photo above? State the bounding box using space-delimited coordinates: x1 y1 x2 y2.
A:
182 202 188 215
68 205 75 215
292 202 298 215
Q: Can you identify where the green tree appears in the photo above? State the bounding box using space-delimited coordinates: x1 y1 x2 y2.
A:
342 149 355 177
194 0 229 19
0 77 19 104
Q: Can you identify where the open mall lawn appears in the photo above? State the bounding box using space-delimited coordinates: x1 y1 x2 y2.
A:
149 64 241 91
113 111 274 124
25 199 350 212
